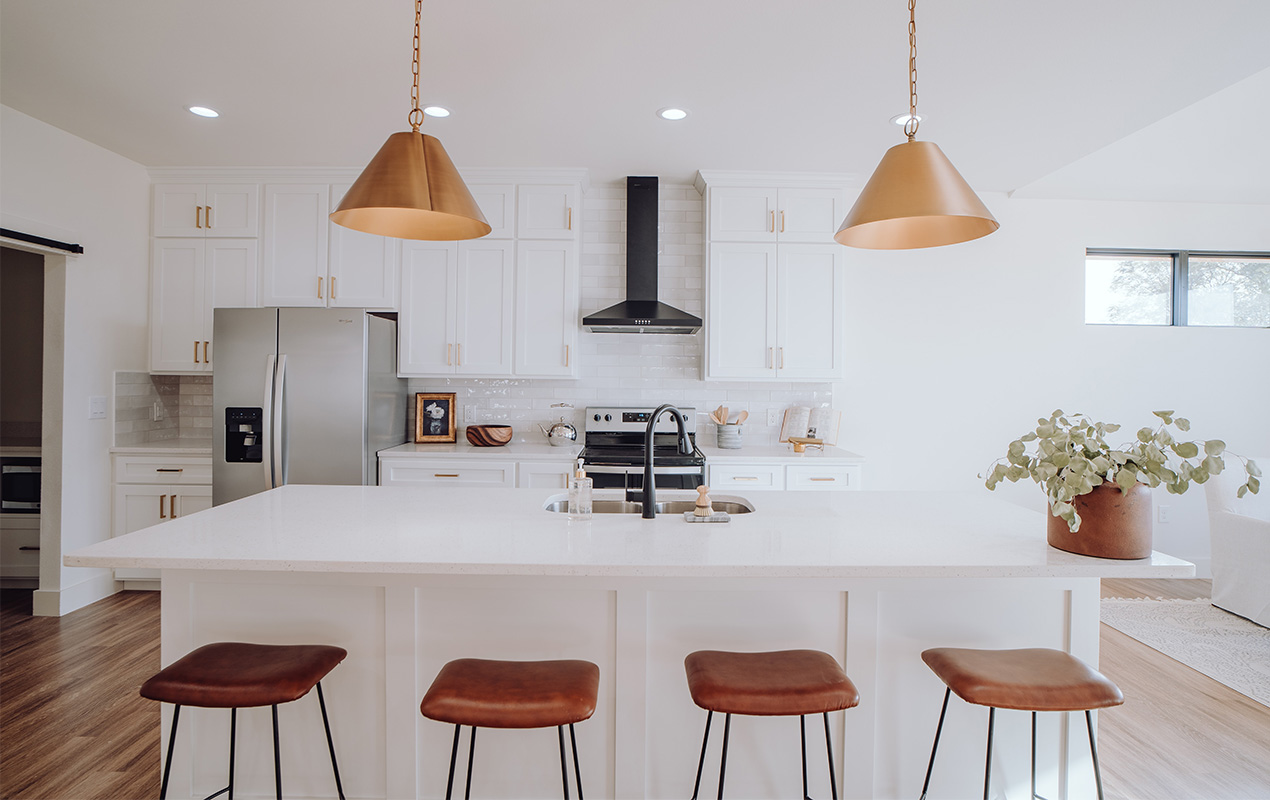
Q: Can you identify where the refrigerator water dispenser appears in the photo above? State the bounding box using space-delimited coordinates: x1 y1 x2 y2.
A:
225 407 263 463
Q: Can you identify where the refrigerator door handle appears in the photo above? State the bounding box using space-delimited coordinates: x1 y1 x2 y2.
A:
273 354 287 487
262 354 277 490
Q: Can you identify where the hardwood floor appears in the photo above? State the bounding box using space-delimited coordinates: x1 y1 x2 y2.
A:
1 581 1267 799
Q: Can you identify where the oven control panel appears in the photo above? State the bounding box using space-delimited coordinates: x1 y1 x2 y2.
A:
584 406 697 434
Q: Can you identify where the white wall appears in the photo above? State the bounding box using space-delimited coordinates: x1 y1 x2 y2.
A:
1 105 151 613
834 194 1270 573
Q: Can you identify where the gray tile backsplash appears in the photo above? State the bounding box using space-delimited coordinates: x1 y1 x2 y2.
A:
114 372 212 446
405 181 833 445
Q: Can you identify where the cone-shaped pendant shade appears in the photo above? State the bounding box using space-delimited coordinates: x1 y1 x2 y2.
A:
331 131 491 241
835 140 998 250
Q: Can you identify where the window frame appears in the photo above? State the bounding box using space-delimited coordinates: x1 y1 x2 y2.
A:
1086 248 1270 328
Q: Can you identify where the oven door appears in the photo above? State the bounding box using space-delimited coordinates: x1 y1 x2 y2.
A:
583 464 705 491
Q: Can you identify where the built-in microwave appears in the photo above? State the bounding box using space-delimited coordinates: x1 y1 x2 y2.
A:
1 457 41 513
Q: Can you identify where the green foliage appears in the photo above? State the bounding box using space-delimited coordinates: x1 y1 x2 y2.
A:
983 410 1260 532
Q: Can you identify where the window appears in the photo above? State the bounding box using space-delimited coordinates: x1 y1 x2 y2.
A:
1085 250 1270 327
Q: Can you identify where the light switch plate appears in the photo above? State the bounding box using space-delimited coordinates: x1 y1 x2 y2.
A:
767 408 781 426
89 395 107 419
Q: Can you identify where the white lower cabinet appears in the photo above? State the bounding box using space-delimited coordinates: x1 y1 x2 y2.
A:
785 463 862 490
0 515 40 580
708 463 785 491
517 461 574 489
708 461 862 491
111 455 212 582
379 458 516 488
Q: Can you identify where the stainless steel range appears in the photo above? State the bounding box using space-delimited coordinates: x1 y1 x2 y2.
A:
578 406 706 492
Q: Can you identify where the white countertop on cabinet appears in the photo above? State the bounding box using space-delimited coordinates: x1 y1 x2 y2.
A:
65 484 1192 579
699 443 863 463
379 441 581 461
110 441 213 456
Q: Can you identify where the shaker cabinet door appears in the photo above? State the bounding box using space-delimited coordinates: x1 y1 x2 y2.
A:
150 239 208 373
515 241 578 377
399 243 459 375
328 184 399 309
261 185 329 307
776 244 844 379
454 241 515 375
708 243 778 378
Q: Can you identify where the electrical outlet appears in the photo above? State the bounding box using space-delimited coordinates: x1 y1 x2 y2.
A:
88 395 107 420
153 400 165 422
767 408 781 426
1157 505 1171 524
464 405 473 423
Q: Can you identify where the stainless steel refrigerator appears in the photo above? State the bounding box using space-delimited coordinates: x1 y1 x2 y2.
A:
212 307 407 505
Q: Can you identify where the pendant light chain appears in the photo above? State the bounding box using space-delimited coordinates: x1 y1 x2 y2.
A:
904 0 920 140
408 0 424 131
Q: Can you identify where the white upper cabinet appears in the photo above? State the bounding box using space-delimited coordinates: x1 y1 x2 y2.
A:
516 184 579 239
699 173 849 381
261 184 330 307
515 241 579 377
707 186 845 244
327 184 399 309
153 183 259 238
399 241 514 377
470 184 516 239
150 238 258 373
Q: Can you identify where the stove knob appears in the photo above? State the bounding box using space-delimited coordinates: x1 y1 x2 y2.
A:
593 414 601 421
605 414 612 422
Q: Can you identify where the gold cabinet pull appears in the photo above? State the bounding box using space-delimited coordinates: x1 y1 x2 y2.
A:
159 494 168 519
194 340 200 363
447 343 452 366
779 347 785 369
770 210 775 233
317 276 323 299
330 276 336 299
434 473 460 478
170 495 178 518
565 344 570 367
567 207 572 231
203 341 209 363
734 476 759 481
767 347 773 368
195 206 202 229
456 343 461 366
205 205 212 228
809 477 836 482
781 210 786 233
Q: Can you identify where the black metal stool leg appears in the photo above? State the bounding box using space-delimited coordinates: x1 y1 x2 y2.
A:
444 724 461 800
1031 711 1038 800
160 704 181 800
271 704 282 800
316 683 345 800
1087 710 1106 800
558 725 570 800
228 707 236 800
823 712 838 800
690 710 713 800
800 715 810 800
569 723 584 800
717 713 731 800
982 707 995 800
919 687 950 800
464 726 477 800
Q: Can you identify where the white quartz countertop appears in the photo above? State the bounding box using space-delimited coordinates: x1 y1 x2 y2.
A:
110 440 213 456
379 441 581 461
698 444 864 463
65 484 1193 579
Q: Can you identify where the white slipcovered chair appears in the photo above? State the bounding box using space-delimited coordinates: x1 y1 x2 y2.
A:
1204 457 1270 628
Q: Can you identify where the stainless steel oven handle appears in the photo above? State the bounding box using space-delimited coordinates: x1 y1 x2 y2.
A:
582 464 705 475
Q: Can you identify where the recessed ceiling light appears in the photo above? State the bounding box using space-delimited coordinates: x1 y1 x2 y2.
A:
423 106 451 118
188 106 219 118
890 112 924 126
658 107 688 121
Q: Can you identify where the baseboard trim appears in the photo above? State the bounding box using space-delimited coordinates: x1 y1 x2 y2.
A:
32 572 120 617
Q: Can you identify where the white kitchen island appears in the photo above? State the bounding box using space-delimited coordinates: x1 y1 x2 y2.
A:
66 485 1192 800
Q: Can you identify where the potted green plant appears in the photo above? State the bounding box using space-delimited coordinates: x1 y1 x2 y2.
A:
984 410 1260 559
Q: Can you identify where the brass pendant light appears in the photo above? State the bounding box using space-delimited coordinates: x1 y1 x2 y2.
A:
835 0 998 250
330 0 491 241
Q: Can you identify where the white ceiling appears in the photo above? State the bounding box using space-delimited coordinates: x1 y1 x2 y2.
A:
3 0 1269 202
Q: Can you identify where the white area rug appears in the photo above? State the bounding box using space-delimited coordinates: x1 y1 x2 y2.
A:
1101 597 1270 708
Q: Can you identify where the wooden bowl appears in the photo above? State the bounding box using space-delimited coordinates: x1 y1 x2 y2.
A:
465 425 513 447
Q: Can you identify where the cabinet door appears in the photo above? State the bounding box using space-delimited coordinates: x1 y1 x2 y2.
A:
150 239 208 373
205 239 259 310
775 188 847 243
470 184 516 239
707 243 777 379
261 184 329 307
515 241 578 377
112 483 173 581
173 486 213 518
517 461 573 489
204 184 260 237
399 243 458 375
152 184 206 237
777 244 844 380
516 184 578 240
328 184 399 309
708 187 778 242
455 241 514 375
379 459 516 488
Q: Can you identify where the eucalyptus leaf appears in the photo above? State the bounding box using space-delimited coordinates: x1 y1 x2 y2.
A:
1248 460 1262 478
1175 418 1190 432
1153 410 1174 424
1173 441 1199 459
1205 440 1226 456
1137 428 1154 444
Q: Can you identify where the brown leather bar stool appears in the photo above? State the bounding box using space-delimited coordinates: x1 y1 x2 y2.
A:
420 658 600 800
684 649 860 800
918 647 1125 800
140 642 347 800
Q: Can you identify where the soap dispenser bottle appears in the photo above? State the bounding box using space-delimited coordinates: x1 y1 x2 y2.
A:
568 462 592 520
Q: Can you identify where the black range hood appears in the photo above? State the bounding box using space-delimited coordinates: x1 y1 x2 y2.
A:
582 176 702 334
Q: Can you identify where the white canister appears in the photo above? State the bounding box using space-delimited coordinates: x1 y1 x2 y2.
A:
716 425 742 449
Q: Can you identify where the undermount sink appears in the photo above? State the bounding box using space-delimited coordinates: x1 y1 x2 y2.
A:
543 496 755 515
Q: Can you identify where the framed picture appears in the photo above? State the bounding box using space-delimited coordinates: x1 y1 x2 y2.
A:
415 393 457 443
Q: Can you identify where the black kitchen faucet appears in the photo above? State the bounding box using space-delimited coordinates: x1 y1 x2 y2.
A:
641 404 692 519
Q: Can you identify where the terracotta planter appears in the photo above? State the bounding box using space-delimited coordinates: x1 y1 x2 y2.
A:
1046 482 1153 559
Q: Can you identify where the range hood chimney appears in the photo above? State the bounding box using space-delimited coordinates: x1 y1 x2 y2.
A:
582 176 703 334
